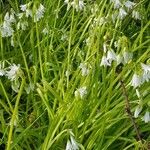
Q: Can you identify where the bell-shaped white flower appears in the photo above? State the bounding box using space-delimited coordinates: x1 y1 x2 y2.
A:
66 135 79 150
130 73 142 88
75 86 87 99
141 63 150 74
134 105 142 118
0 69 5 76
110 0 122 9
100 55 111 67
122 51 133 64
34 4 45 22
124 1 135 10
116 54 123 65
142 111 150 123
107 49 117 63
20 4 27 11
132 10 141 20
6 64 20 81
71 0 85 12
119 8 127 19
79 63 89 76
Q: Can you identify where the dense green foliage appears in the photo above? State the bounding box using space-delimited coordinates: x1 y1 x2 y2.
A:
0 0 150 149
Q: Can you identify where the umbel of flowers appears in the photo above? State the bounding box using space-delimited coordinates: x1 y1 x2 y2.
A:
0 2 45 46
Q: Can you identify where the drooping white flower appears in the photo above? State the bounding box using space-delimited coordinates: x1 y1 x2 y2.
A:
71 0 85 11
11 79 20 92
20 4 27 11
42 27 49 35
0 69 5 76
100 55 111 67
66 135 79 150
34 4 45 22
122 51 133 64
134 105 142 118
66 140 73 150
124 1 135 10
0 21 14 37
107 49 117 63
119 8 127 19
132 10 141 20
141 63 150 74
25 9 32 18
6 64 20 81
142 111 150 123
116 54 123 65
79 63 89 76
130 73 142 88
75 86 87 99
142 72 150 83
17 21 28 30
70 136 79 150
110 0 122 9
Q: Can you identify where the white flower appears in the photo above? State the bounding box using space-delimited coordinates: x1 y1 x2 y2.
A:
107 49 117 63
0 69 5 76
134 105 142 118
124 1 135 10
42 28 49 35
70 136 79 150
132 10 141 20
122 51 133 64
130 73 142 88
79 63 89 76
78 0 85 10
110 0 122 9
20 4 27 11
142 72 150 83
17 21 28 30
66 140 72 150
25 9 32 18
6 64 20 81
116 54 123 65
141 63 150 74
0 21 14 37
34 4 45 22
142 111 150 123
75 86 87 99
66 136 79 150
4 12 16 23
70 0 85 11
64 0 69 4
100 55 111 67
11 79 20 92
119 8 127 19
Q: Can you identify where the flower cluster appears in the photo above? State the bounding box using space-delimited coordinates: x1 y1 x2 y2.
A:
110 0 141 21
64 0 85 12
79 63 90 76
0 3 45 46
100 43 132 67
75 86 87 99
131 63 150 89
0 10 15 37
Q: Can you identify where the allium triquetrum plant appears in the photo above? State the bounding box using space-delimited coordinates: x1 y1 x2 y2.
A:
0 0 150 149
